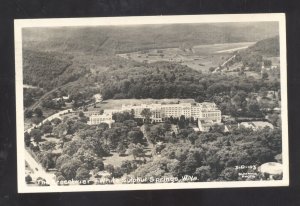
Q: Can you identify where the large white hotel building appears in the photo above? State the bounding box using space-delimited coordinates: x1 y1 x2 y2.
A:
87 102 221 126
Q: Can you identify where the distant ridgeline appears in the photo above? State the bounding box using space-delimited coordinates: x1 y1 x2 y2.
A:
22 22 278 54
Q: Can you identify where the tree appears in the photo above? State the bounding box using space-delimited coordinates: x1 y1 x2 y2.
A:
75 167 90 181
128 130 144 144
31 116 43 125
177 115 186 129
24 132 31 147
148 124 166 144
105 164 115 174
74 147 95 170
247 102 263 118
24 109 33 118
163 121 172 131
53 123 69 138
264 59 272 67
262 72 269 80
128 143 145 160
180 152 198 176
112 167 124 178
25 174 32 184
51 118 62 125
56 154 72 169
62 140 82 156
60 158 82 179
79 111 84 118
187 133 198 144
210 124 225 133
42 124 53 135
41 141 56 151
38 152 55 170
36 177 47 186
268 113 280 127
141 108 152 124
209 67 215 72
116 142 127 156
56 175 66 185
94 159 104 171
112 112 134 122
30 129 42 144
34 107 43 118
99 109 104 115
121 161 133 174
194 166 212 181
220 167 239 181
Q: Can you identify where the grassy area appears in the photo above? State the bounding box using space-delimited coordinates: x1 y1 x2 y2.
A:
193 42 255 54
103 153 135 167
117 42 255 73
103 146 153 167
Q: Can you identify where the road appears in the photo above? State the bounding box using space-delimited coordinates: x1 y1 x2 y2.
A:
25 150 56 185
24 108 74 185
221 54 236 67
28 81 76 111
140 125 154 148
26 108 73 133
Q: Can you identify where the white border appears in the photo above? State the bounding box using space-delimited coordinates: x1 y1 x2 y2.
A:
15 13 288 193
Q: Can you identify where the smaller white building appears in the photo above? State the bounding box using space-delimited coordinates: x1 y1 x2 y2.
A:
87 113 115 127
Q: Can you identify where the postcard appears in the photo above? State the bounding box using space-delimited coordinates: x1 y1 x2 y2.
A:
15 13 288 193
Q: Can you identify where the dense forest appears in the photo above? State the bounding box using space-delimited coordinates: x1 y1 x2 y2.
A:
132 127 282 182
89 61 280 117
23 49 87 90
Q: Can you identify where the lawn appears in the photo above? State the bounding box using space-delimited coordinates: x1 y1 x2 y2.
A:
103 146 153 167
117 42 255 73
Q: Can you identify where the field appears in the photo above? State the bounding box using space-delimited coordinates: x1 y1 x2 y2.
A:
117 42 255 72
87 98 196 111
103 146 153 167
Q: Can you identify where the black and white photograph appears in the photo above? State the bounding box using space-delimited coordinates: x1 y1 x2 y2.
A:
14 14 288 193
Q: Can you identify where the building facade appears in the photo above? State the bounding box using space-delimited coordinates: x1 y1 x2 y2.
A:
87 102 221 126
120 102 221 122
87 113 115 127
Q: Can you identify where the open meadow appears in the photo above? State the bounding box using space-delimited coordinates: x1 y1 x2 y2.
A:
117 42 255 72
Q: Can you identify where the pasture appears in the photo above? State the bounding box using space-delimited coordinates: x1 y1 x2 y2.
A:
117 42 255 73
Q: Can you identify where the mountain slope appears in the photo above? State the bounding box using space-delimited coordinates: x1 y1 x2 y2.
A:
22 22 279 54
247 35 280 57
